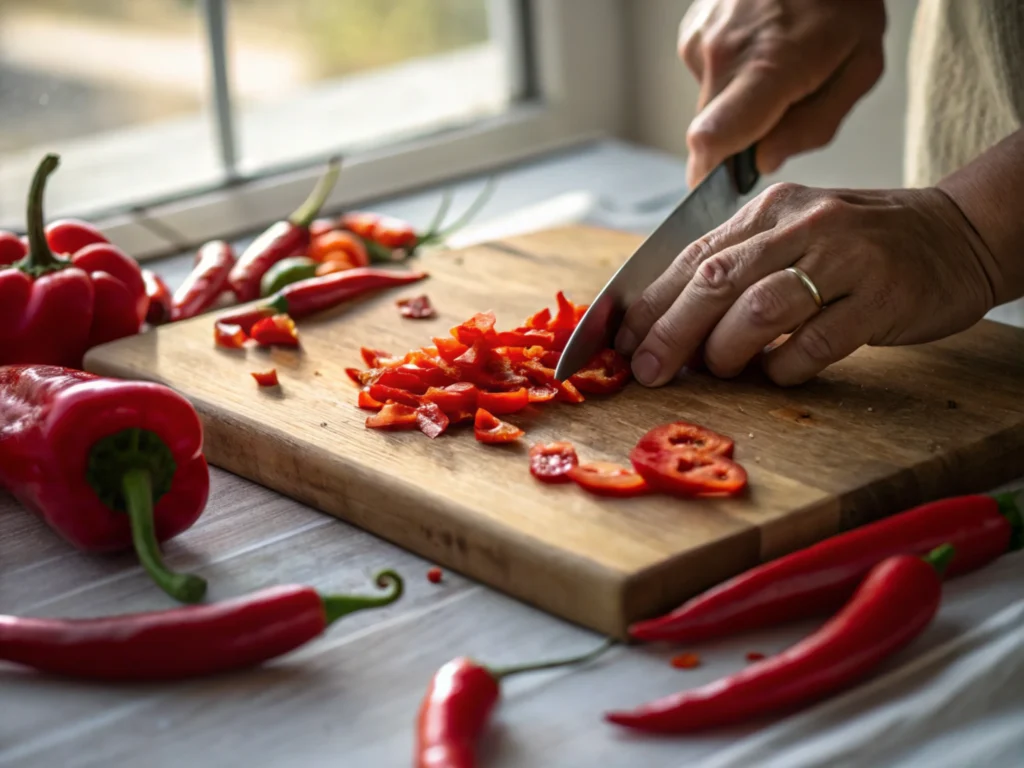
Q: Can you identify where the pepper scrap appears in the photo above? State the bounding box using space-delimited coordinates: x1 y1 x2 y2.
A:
0 365 210 603
628 492 1023 644
252 368 279 387
227 157 342 303
0 571 403 681
606 545 954 733
398 294 437 319
416 638 615 768
143 269 173 326
213 267 429 347
172 240 236 321
0 154 146 368
528 441 579 483
251 314 300 348
568 461 649 498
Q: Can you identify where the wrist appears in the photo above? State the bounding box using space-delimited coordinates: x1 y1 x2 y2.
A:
928 185 1004 310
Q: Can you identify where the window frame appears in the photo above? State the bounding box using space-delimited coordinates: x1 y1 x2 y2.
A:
87 0 626 260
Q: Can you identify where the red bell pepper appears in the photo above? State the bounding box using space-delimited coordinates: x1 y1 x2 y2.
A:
228 158 341 303
0 154 146 369
606 546 954 733
0 365 211 604
628 492 1023 644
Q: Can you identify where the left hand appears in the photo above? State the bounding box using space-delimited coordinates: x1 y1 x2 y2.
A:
613 182 997 387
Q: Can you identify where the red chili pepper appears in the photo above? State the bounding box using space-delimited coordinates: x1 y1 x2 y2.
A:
269 267 430 320
143 269 173 326
0 365 210 603
172 240 236 321
628 492 1022 644
250 314 300 347
529 441 579 483
567 461 650 498
0 571 403 681
227 158 341 302
632 421 735 459
473 408 523 444
0 155 145 368
416 638 614 768
606 545 954 733
251 369 279 387
309 229 369 268
631 449 748 497
398 294 437 319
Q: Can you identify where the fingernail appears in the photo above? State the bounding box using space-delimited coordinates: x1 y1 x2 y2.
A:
615 327 637 355
632 351 661 386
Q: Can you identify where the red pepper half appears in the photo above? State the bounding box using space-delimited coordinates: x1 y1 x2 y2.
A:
143 269 173 326
228 158 341 302
172 240 236 321
0 155 145 368
628 492 1022 644
0 365 210 603
416 638 614 768
606 546 954 733
0 571 403 681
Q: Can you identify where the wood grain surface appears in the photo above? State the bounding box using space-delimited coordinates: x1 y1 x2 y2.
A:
83 225 1024 638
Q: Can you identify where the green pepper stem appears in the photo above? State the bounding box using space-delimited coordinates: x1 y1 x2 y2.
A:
992 491 1024 551
421 176 497 246
288 156 342 228
489 638 617 681
122 467 208 604
20 153 65 274
321 569 404 625
923 543 956 575
420 189 454 240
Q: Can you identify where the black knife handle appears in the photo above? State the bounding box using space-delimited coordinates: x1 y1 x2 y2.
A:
729 145 759 195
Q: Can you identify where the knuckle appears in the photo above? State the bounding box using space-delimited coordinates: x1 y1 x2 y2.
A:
744 280 790 327
691 251 739 299
675 234 716 275
802 195 851 227
702 31 740 72
763 181 802 203
797 323 838 364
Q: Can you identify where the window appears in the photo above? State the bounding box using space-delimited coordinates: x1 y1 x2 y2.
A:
0 0 624 258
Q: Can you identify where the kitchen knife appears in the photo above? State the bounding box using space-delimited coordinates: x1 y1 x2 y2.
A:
554 146 760 381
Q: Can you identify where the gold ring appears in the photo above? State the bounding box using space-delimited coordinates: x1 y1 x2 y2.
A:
785 266 823 308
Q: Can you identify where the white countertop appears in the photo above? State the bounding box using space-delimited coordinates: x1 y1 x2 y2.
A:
2 139 1023 768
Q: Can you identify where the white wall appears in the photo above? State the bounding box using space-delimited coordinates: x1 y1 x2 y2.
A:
623 0 920 189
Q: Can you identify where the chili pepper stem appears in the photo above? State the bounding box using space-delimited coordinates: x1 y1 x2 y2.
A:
122 467 208 604
321 569 404 624
992 490 1024 551
18 153 66 274
420 176 497 246
488 637 617 681
924 543 956 574
420 189 454 240
288 156 342 228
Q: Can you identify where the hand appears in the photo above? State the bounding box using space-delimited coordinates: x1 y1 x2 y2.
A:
614 182 997 387
679 0 887 188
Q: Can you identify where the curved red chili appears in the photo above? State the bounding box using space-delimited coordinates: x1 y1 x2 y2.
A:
0 571 403 681
416 638 614 767
629 493 1022 644
143 269 173 326
172 240 236 321
607 546 954 733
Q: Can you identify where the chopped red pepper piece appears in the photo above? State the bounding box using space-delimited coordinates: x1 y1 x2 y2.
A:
357 389 384 410
427 567 443 584
368 383 423 408
527 384 559 403
421 382 478 414
633 421 736 460
473 408 524 444
360 347 392 368
670 652 701 670
434 336 469 363
495 329 555 347
631 448 748 497
524 307 551 329
250 314 299 347
568 462 650 498
415 403 450 439
570 348 632 395
251 369 279 387
549 290 577 330
477 387 529 415
214 323 248 349
529 442 579 483
366 403 419 430
397 294 437 319
451 311 496 345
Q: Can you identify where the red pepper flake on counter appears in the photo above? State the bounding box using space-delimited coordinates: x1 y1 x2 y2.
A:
670 652 701 670
427 567 443 584
0 365 210 604
397 294 437 319
416 638 614 768
0 571 403 681
352 292 632 441
251 368 279 387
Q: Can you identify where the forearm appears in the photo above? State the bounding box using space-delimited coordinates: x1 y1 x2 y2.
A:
937 128 1024 306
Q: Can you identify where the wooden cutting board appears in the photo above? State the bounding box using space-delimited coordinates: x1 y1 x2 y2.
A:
84 225 1024 639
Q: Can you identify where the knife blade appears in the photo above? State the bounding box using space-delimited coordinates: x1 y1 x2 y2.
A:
554 146 760 381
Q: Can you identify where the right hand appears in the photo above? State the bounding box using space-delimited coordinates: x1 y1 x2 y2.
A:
679 0 888 188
